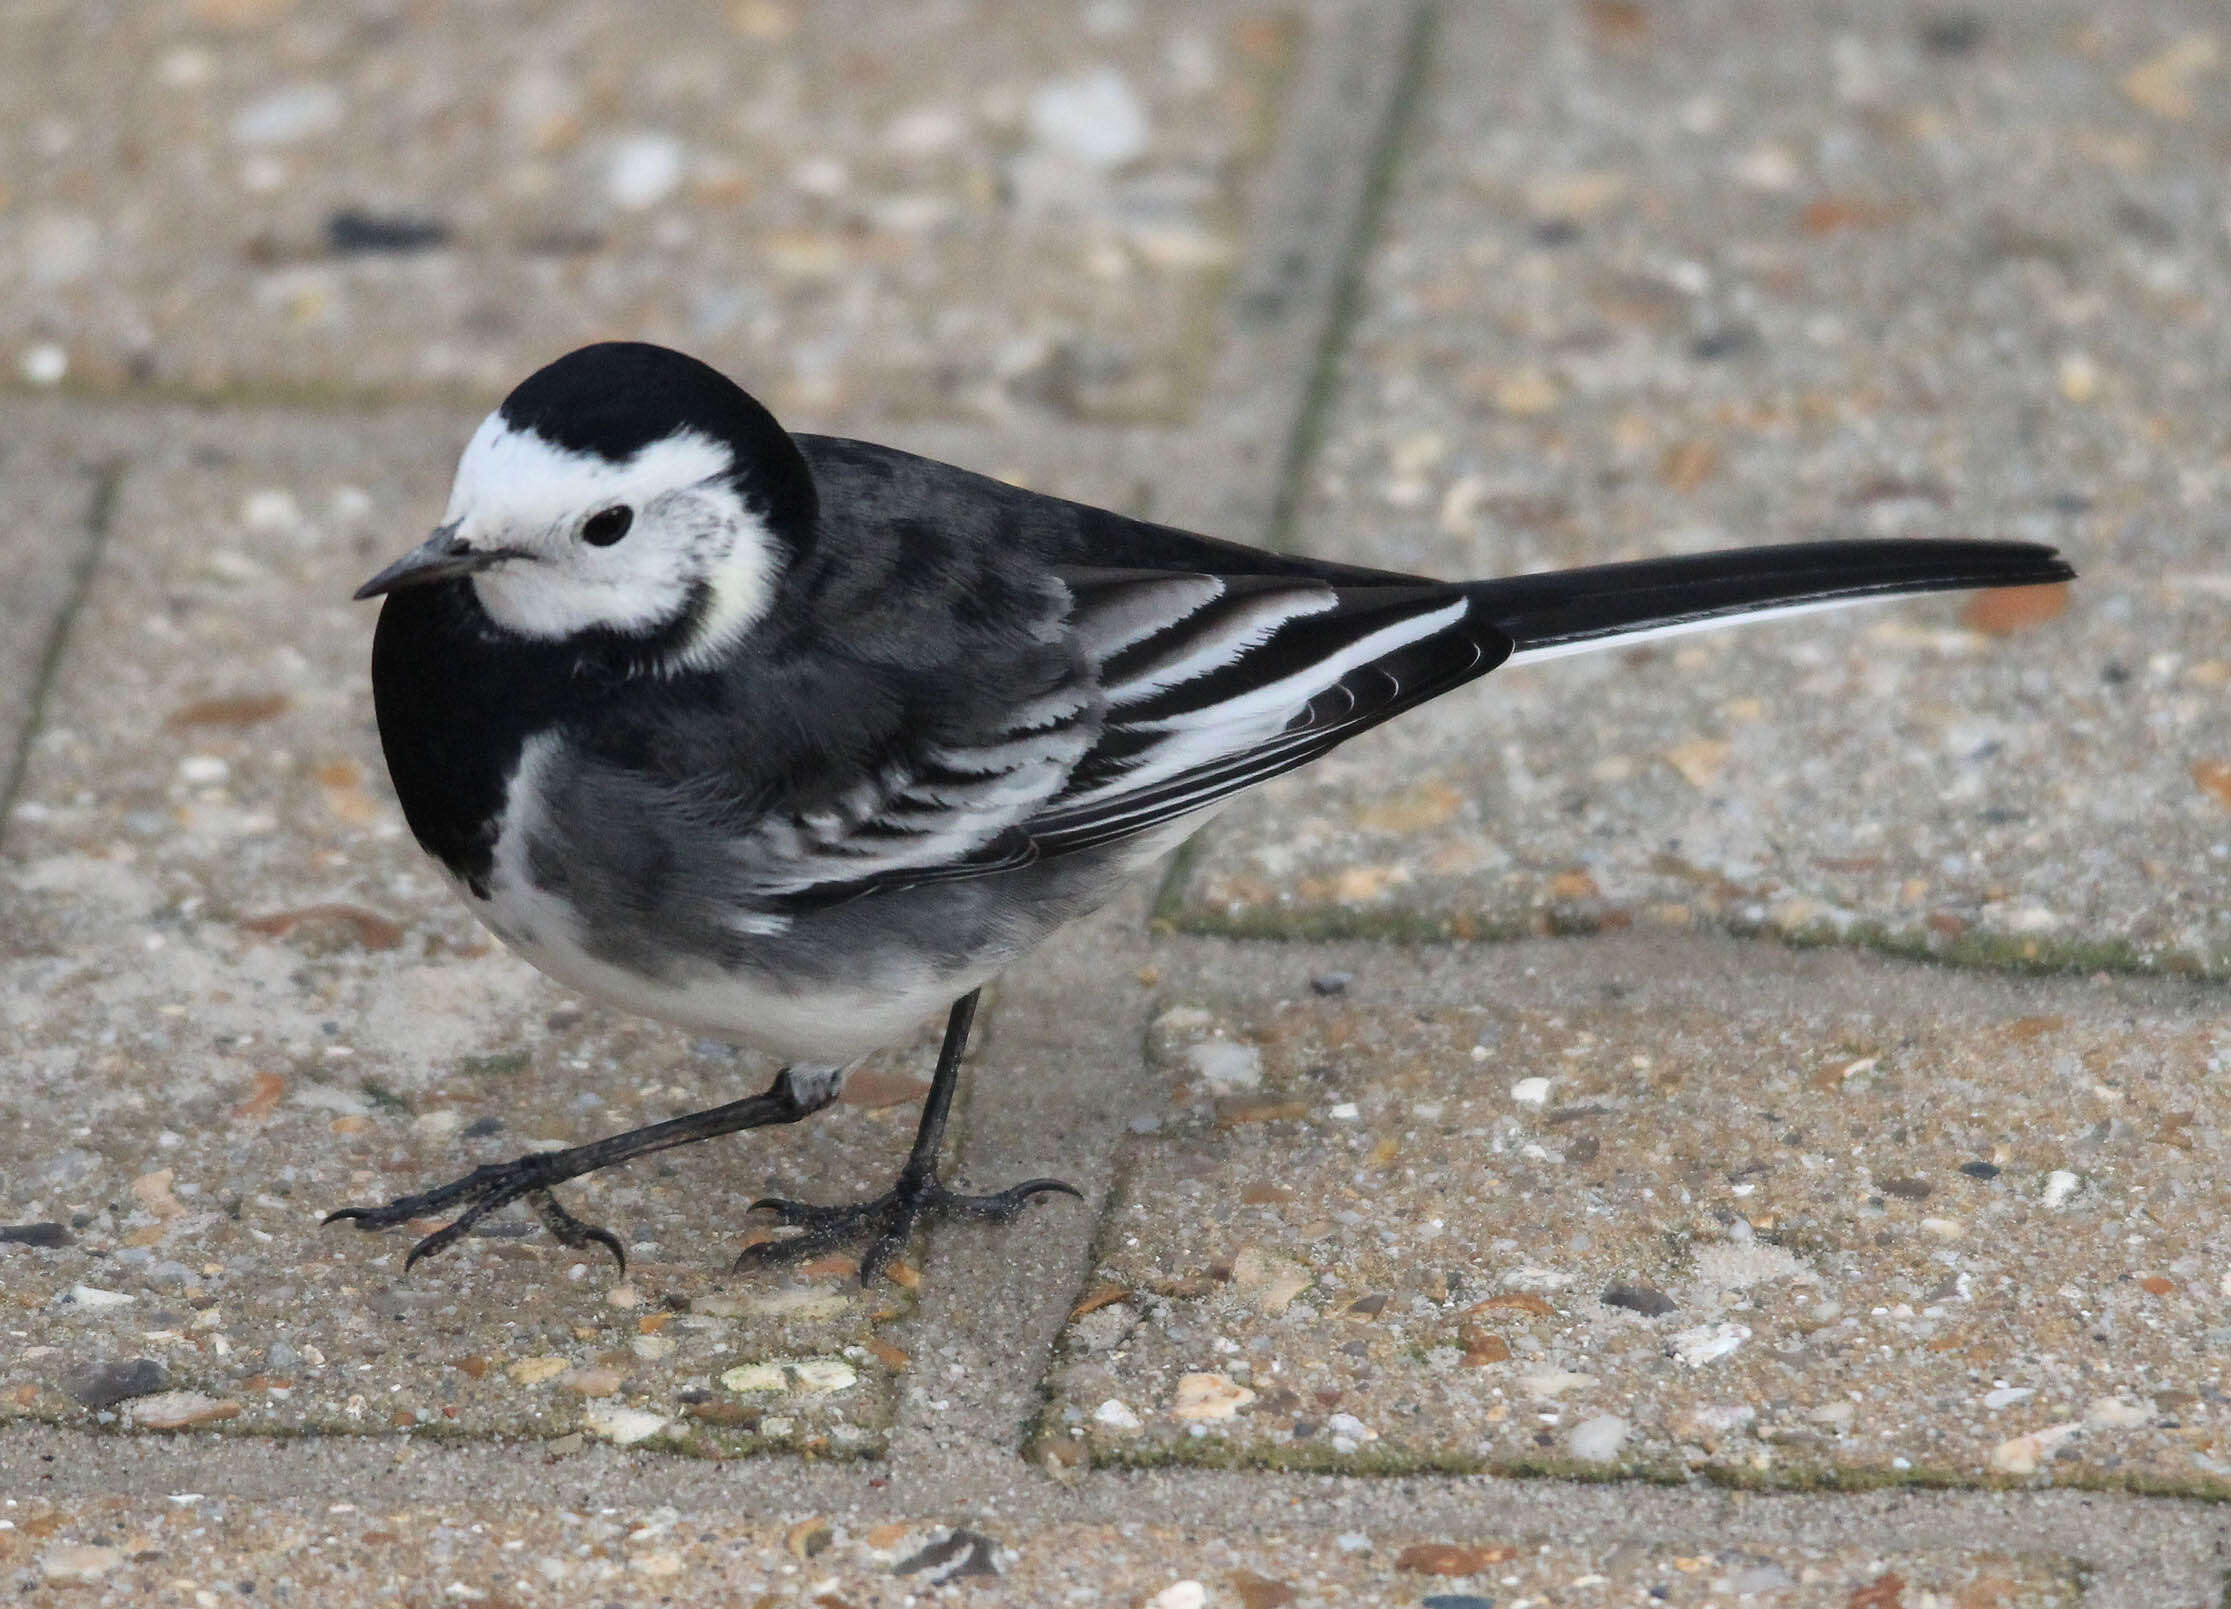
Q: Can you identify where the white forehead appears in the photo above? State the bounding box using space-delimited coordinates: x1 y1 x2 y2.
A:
444 413 735 531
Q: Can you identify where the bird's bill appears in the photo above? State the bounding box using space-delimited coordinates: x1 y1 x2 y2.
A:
353 525 508 600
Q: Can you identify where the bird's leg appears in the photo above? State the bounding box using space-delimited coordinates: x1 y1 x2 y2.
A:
738 989 1079 1285
324 1066 837 1274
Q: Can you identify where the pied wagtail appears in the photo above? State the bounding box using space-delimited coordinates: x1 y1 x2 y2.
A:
330 341 2074 1283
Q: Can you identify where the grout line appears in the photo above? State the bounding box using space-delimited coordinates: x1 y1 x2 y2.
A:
0 456 124 838
1146 1 1435 925
1260 0 1434 557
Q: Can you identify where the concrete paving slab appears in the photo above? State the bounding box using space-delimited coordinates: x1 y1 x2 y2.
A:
0 406 1179 1457
1169 0 2231 977
0 405 114 810
0 1492 2084 1608
1042 987 2231 1495
4 0 1296 427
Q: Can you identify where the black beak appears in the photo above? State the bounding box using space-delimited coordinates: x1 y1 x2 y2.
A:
353 525 506 601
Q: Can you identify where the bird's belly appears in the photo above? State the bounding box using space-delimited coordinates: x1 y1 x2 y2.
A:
459 876 962 1064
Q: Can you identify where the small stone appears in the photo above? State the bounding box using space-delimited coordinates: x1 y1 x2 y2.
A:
19 343 68 386
1458 1328 1511 1366
42 1545 124 1583
1509 1077 1551 1106
1171 1372 1255 1421
581 1406 667 1445
1325 1412 1376 1443
507 1356 569 1385
1518 1369 1593 1399
1570 1413 1629 1462
63 1358 169 1410
1663 737 1732 789
630 1550 684 1577
1147 1583 1207 1609
1230 1247 1312 1314
785 1517 832 1559
0 1221 70 1248
603 1282 639 1309
720 1362 787 1393
2042 1170 2081 1209
558 1367 624 1398
1308 972 1352 996
131 1391 242 1429
1960 1161 2002 1179
1228 1571 1298 1609
790 1358 857 1394
1185 1040 1262 1094
1670 1322 1750 1366
230 82 344 145
2121 34 2219 121
326 210 450 255
1601 1283 1676 1317
2086 1396 2152 1429
1983 1386 2034 1409
744 1286 850 1320
410 1110 465 1139
1395 1544 1517 1575
1989 1420 2082 1474
1092 1397 1142 1432
2055 351 2100 403
1491 369 1560 415
66 1284 135 1309
605 132 686 210
1028 68 1149 168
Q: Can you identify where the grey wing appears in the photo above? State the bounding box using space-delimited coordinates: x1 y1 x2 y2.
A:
731 677 1098 911
654 566 1508 920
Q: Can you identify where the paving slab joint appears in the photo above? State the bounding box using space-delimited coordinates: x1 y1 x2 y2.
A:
1 454 123 823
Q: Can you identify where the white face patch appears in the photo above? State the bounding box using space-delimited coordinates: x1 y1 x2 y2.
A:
444 413 783 663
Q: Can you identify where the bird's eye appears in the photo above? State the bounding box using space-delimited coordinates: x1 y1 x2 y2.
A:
581 505 633 546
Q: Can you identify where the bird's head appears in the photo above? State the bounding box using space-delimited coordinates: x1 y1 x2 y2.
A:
356 342 816 667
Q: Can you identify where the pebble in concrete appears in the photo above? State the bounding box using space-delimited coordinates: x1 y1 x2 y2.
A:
1045 993 2231 1494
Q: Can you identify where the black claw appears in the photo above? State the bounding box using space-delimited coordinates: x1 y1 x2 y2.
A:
322 1154 621 1275
530 1188 628 1275
729 1172 1081 1284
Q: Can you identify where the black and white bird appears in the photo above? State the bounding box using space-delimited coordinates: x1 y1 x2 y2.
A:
330 341 2073 1282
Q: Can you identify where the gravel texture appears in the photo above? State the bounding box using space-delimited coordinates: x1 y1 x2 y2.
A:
5 0 1292 427
1171 0 2231 978
0 1493 2081 1608
1045 990 2231 1493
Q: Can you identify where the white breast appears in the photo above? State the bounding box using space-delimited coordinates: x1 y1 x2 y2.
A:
460 740 974 1064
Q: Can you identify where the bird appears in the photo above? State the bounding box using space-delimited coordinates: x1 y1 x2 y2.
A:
328 340 2075 1284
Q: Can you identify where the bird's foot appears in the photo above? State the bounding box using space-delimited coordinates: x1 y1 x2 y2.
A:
324 1157 625 1274
735 1169 1079 1285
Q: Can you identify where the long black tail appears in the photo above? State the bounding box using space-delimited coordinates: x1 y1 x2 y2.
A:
1465 538 2074 662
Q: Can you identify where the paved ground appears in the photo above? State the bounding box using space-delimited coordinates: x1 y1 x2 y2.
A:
3 2 2229 1605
